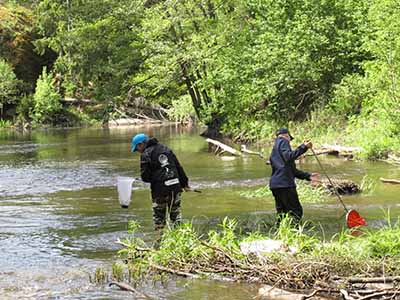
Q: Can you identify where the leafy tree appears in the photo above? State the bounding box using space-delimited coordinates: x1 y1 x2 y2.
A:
135 0 245 135
1 0 374 138
342 0 400 159
0 3 52 93
35 0 145 104
0 58 18 117
134 0 369 137
213 0 369 130
362 0 400 129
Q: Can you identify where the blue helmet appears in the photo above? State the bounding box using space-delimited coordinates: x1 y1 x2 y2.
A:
131 133 148 152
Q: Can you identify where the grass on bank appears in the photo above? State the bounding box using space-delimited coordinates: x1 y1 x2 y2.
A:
100 215 400 289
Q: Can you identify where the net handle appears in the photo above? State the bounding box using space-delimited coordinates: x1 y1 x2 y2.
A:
310 148 349 212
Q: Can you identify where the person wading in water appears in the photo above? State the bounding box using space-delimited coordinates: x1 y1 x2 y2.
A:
131 133 191 237
269 128 318 226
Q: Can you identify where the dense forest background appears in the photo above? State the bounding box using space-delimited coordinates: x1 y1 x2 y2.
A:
1 0 399 158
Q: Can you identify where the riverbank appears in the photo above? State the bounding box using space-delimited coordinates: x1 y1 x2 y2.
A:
109 216 400 299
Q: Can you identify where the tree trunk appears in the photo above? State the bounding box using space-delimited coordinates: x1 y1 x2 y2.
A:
200 113 224 138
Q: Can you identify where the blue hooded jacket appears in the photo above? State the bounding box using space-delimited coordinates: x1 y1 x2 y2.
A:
269 137 311 189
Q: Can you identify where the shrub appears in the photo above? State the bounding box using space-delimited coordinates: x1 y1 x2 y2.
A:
31 67 62 124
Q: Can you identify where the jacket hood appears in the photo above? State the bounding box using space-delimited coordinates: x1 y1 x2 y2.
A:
145 137 159 148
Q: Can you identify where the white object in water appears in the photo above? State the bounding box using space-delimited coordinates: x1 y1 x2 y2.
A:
240 239 297 257
117 177 135 208
220 156 236 161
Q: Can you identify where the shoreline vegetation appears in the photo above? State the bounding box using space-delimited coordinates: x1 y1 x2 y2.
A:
98 216 400 300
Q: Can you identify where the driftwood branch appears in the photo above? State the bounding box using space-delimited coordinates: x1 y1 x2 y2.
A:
301 289 319 299
340 288 356 300
347 276 400 284
240 145 264 158
109 281 153 299
380 178 400 184
206 138 242 156
357 291 399 300
151 264 199 278
115 239 151 252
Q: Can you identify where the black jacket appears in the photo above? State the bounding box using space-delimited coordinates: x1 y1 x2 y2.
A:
269 137 311 189
140 138 189 197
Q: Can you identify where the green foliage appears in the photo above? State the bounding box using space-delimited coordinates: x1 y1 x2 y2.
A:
111 263 125 282
274 216 319 252
288 108 349 146
330 74 370 117
208 217 241 256
154 223 205 265
314 217 400 262
0 119 13 128
93 267 107 284
349 115 394 159
15 94 33 124
360 175 376 195
332 0 400 159
0 59 18 109
31 67 62 124
213 0 369 133
35 0 144 102
166 95 196 123
127 220 141 234
1 2 54 96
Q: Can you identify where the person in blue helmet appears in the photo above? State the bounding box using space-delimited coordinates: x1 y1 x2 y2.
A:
269 128 318 226
131 133 190 231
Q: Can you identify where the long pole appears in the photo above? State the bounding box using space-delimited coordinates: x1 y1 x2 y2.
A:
311 148 349 212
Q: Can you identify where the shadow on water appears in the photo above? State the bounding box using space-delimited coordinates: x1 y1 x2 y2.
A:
1 125 400 299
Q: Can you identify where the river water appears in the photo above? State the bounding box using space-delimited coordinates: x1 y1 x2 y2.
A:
1 125 399 299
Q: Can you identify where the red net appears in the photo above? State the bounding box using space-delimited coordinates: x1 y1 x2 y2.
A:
346 209 366 228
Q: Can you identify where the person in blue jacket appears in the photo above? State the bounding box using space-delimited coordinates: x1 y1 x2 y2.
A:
269 128 318 225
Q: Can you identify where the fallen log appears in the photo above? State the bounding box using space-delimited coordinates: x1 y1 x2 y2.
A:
380 178 400 184
240 144 264 158
206 138 242 156
306 144 361 158
321 144 361 153
109 281 152 299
